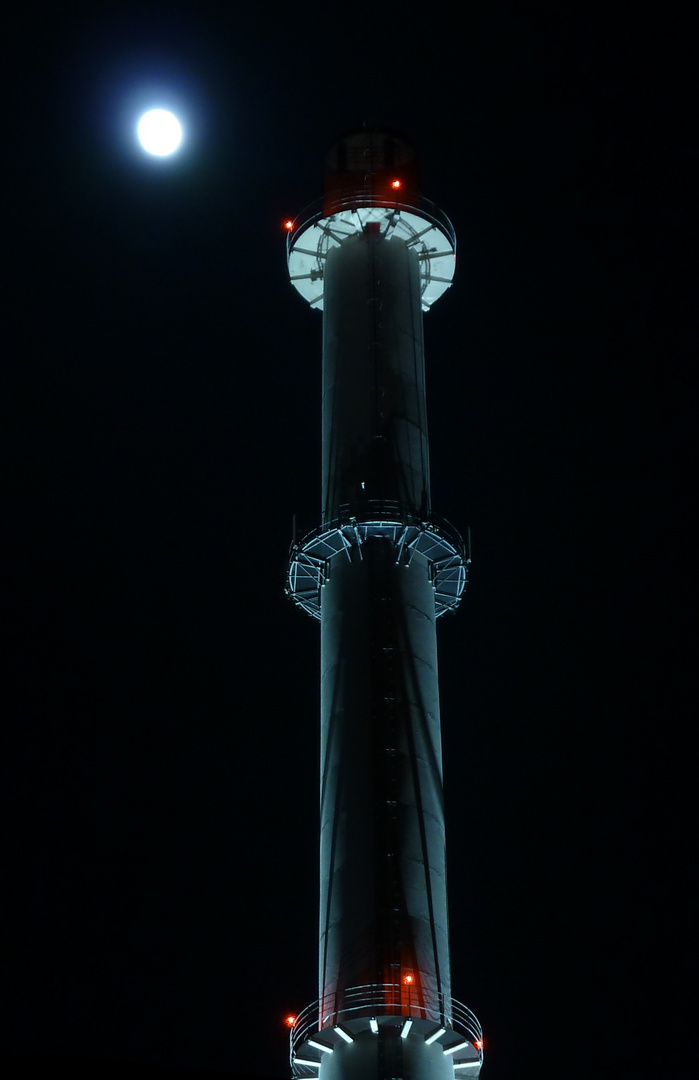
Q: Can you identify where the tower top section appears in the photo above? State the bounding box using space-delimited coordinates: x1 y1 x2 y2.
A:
287 130 456 312
324 129 420 215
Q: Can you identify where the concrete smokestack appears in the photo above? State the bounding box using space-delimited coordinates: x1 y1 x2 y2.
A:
286 131 482 1080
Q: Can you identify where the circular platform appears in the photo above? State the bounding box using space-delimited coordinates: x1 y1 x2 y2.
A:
289 984 483 1079
287 194 456 312
287 508 469 620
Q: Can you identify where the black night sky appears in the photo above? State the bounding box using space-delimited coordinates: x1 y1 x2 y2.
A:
5 4 696 1078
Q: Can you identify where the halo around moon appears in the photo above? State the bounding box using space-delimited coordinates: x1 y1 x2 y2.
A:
137 109 183 156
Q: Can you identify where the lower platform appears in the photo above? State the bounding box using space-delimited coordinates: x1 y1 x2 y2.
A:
290 986 483 1080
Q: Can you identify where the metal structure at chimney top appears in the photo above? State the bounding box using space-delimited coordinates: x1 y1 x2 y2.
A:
285 131 483 1080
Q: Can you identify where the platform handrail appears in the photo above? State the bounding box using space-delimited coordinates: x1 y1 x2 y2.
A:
288 501 466 560
286 191 456 259
290 982 482 1067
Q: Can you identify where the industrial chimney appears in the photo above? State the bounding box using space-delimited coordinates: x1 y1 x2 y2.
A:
285 130 483 1080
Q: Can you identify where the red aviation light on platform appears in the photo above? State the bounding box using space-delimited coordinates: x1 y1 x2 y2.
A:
404 974 414 984
285 1014 297 1028
284 219 294 231
390 178 402 189
474 1038 483 1050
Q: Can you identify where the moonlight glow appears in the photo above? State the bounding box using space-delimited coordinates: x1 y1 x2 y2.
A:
137 109 183 156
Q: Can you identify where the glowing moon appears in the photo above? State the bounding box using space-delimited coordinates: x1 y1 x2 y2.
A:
137 109 183 156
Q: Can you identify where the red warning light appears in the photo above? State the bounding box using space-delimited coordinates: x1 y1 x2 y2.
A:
390 178 402 190
284 219 294 231
285 1014 297 1028
404 974 414 984
474 1038 483 1050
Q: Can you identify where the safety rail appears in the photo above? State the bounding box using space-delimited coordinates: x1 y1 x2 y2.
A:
291 501 467 556
286 191 456 259
290 982 483 1069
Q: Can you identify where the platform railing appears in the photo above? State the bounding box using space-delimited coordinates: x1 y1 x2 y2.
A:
286 191 456 258
290 500 467 560
290 982 482 1066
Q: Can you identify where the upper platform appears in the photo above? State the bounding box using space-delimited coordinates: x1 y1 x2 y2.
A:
286 129 456 312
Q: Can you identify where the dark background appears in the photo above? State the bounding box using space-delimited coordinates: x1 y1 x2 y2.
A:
4 3 696 1077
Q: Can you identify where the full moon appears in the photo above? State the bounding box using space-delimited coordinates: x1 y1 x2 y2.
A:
137 109 183 156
